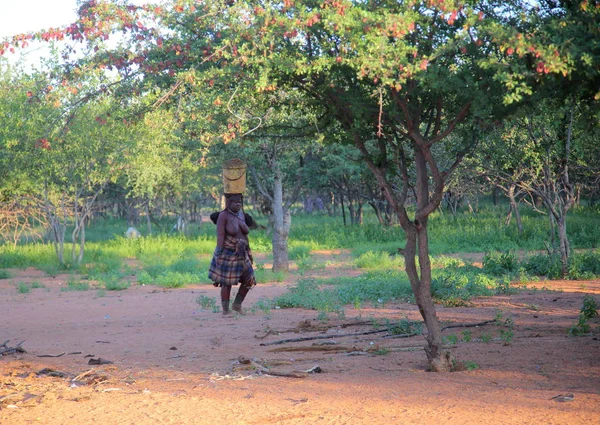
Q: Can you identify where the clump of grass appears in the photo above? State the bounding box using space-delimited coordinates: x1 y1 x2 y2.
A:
137 270 196 288
296 254 326 274
288 244 312 260
17 282 30 293
250 298 273 316
61 279 90 291
254 265 287 283
274 278 339 311
274 272 413 312
431 256 465 268
196 294 217 310
0 269 10 279
98 273 130 291
353 250 404 269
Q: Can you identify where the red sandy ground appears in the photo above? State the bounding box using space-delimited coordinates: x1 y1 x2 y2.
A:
1 252 599 425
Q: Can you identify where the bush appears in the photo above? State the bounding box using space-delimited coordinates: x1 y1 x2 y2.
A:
482 251 519 276
523 254 563 278
568 250 600 279
431 267 499 305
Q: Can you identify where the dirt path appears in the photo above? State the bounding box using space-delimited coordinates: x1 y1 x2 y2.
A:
2 254 599 425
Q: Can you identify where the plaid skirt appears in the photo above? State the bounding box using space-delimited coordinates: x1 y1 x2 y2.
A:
208 242 255 287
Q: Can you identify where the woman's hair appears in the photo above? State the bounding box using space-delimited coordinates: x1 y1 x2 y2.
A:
224 193 243 201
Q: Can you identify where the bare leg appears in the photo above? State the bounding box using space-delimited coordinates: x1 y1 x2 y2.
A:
221 285 232 315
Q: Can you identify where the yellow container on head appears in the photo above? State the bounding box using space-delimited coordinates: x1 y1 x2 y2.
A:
222 158 247 194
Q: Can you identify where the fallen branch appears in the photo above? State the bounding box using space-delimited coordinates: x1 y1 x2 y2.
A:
73 369 96 382
380 333 420 340
238 356 307 378
259 329 390 346
0 340 26 356
268 345 354 353
257 320 378 339
37 352 65 358
441 320 495 332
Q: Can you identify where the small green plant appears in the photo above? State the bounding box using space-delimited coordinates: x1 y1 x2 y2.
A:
0 269 10 279
481 333 492 343
568 315 591 336
317 310 329 322
17 282 30 293
251 298 272 316
30 281 44 289
581 295 598 319
568 295 598 336
461 330 472 342
499 328 514 344
196 295 217 310
96 289 106 298
494 310 514 329
463 361 480 371
444 334 459 345
525 304 541 311
372 348 390 356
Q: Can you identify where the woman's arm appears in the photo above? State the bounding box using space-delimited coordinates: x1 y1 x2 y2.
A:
216 210 227 249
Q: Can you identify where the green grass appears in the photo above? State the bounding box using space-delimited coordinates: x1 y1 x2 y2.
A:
1 205 599 301
273 271 414 312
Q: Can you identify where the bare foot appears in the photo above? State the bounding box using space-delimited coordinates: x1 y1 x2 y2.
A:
232 305 245 315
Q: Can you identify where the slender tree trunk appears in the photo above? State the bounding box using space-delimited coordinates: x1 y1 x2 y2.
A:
557 215 570 276
145 202 152 234
411 147 451 371
506 185 523 234
272 169 290 272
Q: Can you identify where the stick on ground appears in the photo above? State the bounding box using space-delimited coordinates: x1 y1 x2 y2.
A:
259 328 391 346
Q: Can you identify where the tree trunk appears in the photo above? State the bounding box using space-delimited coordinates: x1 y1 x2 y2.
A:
411 147 452 371
145 202 152 234
272 170 290 273
557 215 570 277
507 184 523 234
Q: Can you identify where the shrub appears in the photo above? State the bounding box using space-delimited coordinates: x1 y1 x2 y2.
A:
482 251 519 276
431 267 498 305
523 254 562 278
0 269 10 279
